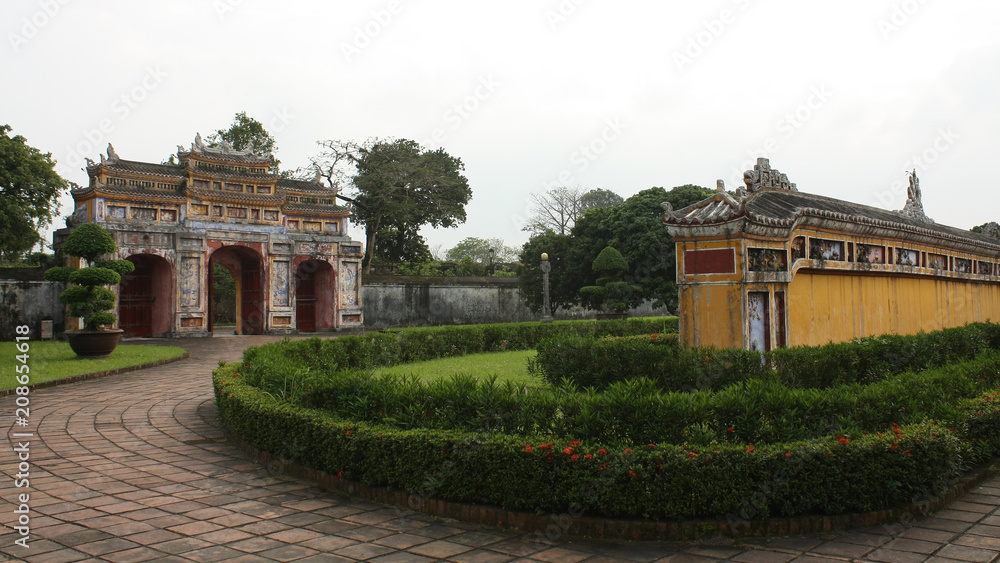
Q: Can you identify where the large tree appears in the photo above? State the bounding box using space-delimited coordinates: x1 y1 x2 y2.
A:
0 125 68 263
522 186 622 236
312 138 472 272
208 111 280 171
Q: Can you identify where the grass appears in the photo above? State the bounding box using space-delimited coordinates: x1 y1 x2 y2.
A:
0 341 187 390
375 349 543 387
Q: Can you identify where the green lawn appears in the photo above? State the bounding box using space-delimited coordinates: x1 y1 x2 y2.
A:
0 341 187 390
375 349 543 387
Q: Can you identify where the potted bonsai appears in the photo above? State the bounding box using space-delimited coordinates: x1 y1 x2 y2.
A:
45 222 135 357
580 246 641 320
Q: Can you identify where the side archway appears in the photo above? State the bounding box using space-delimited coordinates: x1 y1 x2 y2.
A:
119 253 174 338
295 259 336 332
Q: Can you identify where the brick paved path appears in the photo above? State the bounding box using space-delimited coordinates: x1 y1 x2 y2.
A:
2 335 999 562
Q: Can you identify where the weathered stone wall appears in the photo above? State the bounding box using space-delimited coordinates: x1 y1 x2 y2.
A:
362 275 670 329
0 269 65 339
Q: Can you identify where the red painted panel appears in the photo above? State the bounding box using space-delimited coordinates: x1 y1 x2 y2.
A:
684 248 736 275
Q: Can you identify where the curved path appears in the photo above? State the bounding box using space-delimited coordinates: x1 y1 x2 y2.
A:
2 335 999 563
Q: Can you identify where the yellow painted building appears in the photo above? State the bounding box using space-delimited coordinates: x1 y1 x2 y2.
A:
663 158 1000 350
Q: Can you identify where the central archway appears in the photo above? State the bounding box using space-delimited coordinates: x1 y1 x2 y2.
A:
208 246 265 335
295 259 335 332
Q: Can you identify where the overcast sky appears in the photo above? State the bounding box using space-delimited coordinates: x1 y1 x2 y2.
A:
4 1 999 256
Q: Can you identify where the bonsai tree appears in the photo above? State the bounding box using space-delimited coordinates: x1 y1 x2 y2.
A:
579 246 641 314
44 222 134 331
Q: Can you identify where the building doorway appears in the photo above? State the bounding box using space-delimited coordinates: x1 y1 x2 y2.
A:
119 254 173 338
208 246 265 335
296 259 335 332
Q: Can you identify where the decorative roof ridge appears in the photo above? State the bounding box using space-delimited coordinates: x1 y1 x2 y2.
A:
182 132 271 163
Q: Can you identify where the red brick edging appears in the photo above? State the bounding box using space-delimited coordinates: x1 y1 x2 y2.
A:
223 429 1000 542
0 351 190 397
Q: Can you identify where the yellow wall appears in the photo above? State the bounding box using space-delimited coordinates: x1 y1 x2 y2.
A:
679 283 743 348
787 272 1000 347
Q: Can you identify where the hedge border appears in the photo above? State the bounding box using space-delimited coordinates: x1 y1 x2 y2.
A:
221 423 1000 541
0 350 189 397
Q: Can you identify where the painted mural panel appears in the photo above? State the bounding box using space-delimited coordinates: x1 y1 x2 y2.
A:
272 260 290 307
747 292 769 352
180 257 201 307
340 261 359 308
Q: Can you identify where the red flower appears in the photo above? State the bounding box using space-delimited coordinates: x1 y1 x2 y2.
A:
688 452 697 459
569 440 581 446
746 444 755 453
345 430 352 435
726 427 735 433
623 448 632 455
525 445 532 453
599 464 606 471
562 447 573 455
598 449 608 455
546 455 553 461
890 443 899 451
337 471 344 478
571 454 579 461
904 450 912 455
785 452 792 458
647 443 655 449
584 454 593 460
628 470 636 476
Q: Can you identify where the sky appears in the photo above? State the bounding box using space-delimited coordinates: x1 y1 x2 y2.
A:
4 0 999 257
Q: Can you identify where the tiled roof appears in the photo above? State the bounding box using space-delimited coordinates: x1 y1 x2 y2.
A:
665 187 1000 250
186 187 284 206
72 183 188 203
277 177 337 193
283 202 350 216
90 159 186 178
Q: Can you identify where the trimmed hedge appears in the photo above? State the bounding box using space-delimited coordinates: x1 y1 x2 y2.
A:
216 363 1000 519
533 323 1000 391
248 350 1000 446
242 316 677 376
215 320 1000 522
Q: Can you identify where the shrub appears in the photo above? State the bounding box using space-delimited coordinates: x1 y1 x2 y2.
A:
44 222 135 330
217 320 1000 523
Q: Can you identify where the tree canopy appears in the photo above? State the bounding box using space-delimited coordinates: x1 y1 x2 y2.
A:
0 124 68 263
208 111 280 171
311 138 472 272
519 184 714 313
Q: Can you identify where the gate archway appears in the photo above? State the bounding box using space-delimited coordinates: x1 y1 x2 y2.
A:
295 259 335 332
119 254 173 338
208 246 265 335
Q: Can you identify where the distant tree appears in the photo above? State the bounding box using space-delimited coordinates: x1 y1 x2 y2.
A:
517 231 578 314
579 188 623 211
310 138 471 273
208 111 280 171
0 124 68 264
445 237 518 265
518 184 713 313
523 186 622 236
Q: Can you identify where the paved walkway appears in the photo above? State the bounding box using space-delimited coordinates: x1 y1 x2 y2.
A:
2 335 999 562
